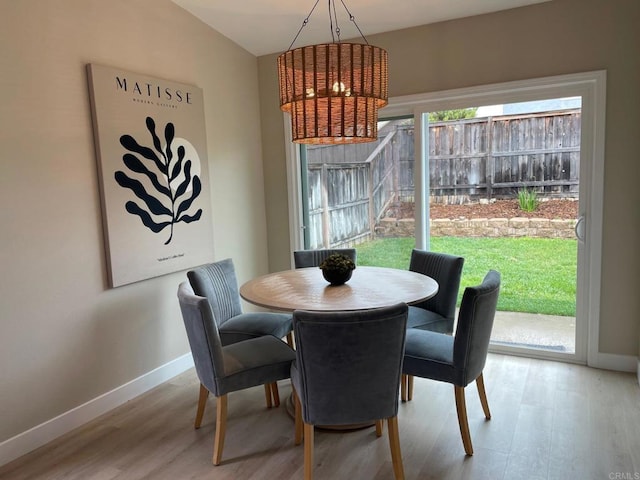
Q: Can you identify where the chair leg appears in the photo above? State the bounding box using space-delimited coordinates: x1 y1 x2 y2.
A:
264 384 273 408
195 383 209 429
375 419 383 437
476 373 491 419
387 416 405 480
303 422 314 480
271 382 281 407
286 332 295 348
400 374 414 401
212 394 228 465
454 386 473 456
407 375 414 401
293 389 303 445
401 374 408 401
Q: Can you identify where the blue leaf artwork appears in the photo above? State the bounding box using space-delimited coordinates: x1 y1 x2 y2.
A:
115 116 202 244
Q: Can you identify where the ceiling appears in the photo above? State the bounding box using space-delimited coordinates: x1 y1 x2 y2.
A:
172 0 551 56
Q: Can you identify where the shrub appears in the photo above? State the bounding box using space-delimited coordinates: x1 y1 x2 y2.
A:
428 108 478 122
518 188 539 212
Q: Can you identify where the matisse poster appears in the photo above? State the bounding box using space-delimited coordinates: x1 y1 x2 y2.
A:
87 64 214 287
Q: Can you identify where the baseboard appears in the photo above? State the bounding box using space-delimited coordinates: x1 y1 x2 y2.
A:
590 352 638 373
0 353 194 467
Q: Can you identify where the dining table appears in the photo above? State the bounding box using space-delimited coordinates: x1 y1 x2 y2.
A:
239 265 439 312
239 264 439 430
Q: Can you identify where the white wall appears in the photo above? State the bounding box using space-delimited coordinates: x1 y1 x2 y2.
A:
0 0 270 449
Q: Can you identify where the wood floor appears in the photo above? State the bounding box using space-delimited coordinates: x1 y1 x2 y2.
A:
1 354 639 480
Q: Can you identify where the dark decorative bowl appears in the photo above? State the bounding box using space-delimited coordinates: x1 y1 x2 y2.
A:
321 268 353 286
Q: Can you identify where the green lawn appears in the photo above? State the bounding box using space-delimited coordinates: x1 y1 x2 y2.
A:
355 236 577 316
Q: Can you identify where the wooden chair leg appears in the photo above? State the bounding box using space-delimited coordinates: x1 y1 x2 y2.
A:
303 422 314 480
212 394 228 465
387 416 405 480
271 382 281 407
195 383 209 429
293 389 303 445
264 384 273 408
401 374 408 401
286 332 295 348
476 373 491 419
454 386 473 455
375 419 383 437
407 375 414 401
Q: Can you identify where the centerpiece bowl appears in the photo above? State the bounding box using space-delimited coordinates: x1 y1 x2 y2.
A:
319 253 356 286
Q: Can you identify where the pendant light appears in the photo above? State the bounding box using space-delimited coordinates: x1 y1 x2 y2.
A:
277 0 388 144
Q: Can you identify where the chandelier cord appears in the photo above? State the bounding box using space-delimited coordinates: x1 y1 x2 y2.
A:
339 0 369 44
286 0 370 50
286 0 321 51
329 0 339 43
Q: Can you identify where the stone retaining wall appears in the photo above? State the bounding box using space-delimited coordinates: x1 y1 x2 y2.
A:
376 217 577 239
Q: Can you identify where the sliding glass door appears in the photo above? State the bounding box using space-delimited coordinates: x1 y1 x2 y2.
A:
286 71 605 365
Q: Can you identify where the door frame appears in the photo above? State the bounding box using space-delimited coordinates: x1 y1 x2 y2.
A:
285 70 606 367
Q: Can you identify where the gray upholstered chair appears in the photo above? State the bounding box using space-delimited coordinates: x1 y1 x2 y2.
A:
187 258 293 347
177 282 296 465
188 259 293 407
402 249 464 400
407 249 464 333
293 248 357 269
291 304 408 480
402 270 501 456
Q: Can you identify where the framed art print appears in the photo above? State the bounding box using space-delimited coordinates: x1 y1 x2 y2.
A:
87 64 214 287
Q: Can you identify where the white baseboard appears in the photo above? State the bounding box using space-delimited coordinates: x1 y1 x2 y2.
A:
590 352 638 373
0 353 194 467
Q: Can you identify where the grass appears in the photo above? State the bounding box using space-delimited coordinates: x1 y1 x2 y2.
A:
355 236 577 317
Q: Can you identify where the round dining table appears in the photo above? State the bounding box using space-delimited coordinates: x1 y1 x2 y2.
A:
239 265 439 312
240 265 439 431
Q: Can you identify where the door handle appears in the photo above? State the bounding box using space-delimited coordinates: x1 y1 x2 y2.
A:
574 215 586 242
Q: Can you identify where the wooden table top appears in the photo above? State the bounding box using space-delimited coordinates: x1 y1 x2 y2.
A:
239 266 438 312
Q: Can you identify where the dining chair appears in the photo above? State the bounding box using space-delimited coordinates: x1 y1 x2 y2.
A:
402 270 501 456
177 282 296 465
293 248 357 268
188 259 293 407
402 249 464 401
291 303 409 480
407 249 464 332
187 258 293 347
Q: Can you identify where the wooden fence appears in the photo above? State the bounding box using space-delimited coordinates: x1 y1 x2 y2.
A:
399 110 581 203
306 110 581 247
306 132 396 249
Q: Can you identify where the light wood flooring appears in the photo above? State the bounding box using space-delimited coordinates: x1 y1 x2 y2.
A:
1 354 639 480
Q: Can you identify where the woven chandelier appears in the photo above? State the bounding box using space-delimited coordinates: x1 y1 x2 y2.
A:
277 0 388 144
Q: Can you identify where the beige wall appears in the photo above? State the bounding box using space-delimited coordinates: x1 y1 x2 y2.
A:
1 0 638 451
0 0 270 442
258 0 640 356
